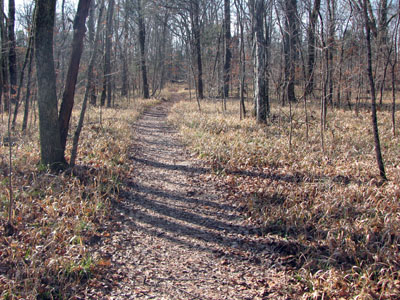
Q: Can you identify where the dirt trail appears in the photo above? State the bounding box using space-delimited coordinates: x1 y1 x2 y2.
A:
83 99 293 299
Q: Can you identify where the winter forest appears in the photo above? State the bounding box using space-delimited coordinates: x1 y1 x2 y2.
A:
0 0 400 298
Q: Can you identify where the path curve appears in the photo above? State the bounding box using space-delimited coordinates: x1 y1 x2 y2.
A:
84 99 292 299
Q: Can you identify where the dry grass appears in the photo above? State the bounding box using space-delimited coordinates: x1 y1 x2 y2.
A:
169 97 400 299
0 95 160 299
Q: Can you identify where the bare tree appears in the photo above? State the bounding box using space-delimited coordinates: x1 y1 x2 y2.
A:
223 0 231 98
360 0 387 180
8 0 17 103
101 0 115 106
250 0 267 123
58 0 92 152
70 0 105 167
190 0 204 99
34 0 66 169
283 0 298 103
138 0 149 98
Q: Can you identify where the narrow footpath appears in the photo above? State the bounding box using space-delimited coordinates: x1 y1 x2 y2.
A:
83 99 295 299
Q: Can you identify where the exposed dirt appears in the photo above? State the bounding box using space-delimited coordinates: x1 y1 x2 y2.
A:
80 98 300 299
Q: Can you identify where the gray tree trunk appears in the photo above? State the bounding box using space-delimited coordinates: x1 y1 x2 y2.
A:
283 0 298 102
58 0 92 152
250 0 267 123
34 0 66 169
223 0 231 98
138 0 149 99
361 0 387 180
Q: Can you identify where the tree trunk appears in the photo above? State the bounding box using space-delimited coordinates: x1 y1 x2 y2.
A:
121 0 129 97
70 0 105 167
88 0 98 105
250 0 267 123
223 0 231 98
234 0 246 119
283 0 298 102
8 0 17 102
138 0 149 99
34 0 66 169
58 0 92 153
306 0 320 95
361 0 387 180
327 0 335 106
0 0 5 112
191 0 204 99
12 27 34 129
22 42 34 133
104 0 114 106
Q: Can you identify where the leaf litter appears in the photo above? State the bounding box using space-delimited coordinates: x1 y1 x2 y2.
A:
81 93 299 299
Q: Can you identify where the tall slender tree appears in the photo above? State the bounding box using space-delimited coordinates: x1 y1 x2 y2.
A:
223 0 231 98
190 0 204 99
250 0 267 123
138 0 149 98
8 0 17 102
283 0 298 102
58 0 92 152
360 0 387 180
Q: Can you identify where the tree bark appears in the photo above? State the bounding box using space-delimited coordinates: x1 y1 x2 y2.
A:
223 0 231 98
34 0 66 169
138 0 149 99
361 0 387 180
22 41 34 133
8 0 17 102
327 0 335 106
101 0 114 106
70 0 105 167
121 0 129 97
250 0 267 123
0 0 8 113
234 0 246 119
12 27 34 129
58 0 92 153
306 0 320 95
283 0 298 102
190 0 204 99
88 0 98 105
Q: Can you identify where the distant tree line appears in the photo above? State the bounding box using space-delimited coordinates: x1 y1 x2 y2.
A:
0 0 397 179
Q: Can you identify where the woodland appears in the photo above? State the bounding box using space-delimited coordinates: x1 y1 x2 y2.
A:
0 0 400 299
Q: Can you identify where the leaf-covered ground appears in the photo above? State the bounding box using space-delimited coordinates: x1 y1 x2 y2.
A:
80 94 301 299
168 97 400 299
0 96 159 299
2 87 400 299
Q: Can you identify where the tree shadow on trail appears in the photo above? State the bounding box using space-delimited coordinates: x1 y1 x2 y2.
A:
115 185 271 264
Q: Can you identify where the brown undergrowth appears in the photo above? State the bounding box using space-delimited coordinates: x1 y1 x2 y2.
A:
0 95 160 299
169 97 400 299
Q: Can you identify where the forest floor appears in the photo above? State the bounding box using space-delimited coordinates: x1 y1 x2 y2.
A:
79 96 301 299
2 86 399 299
